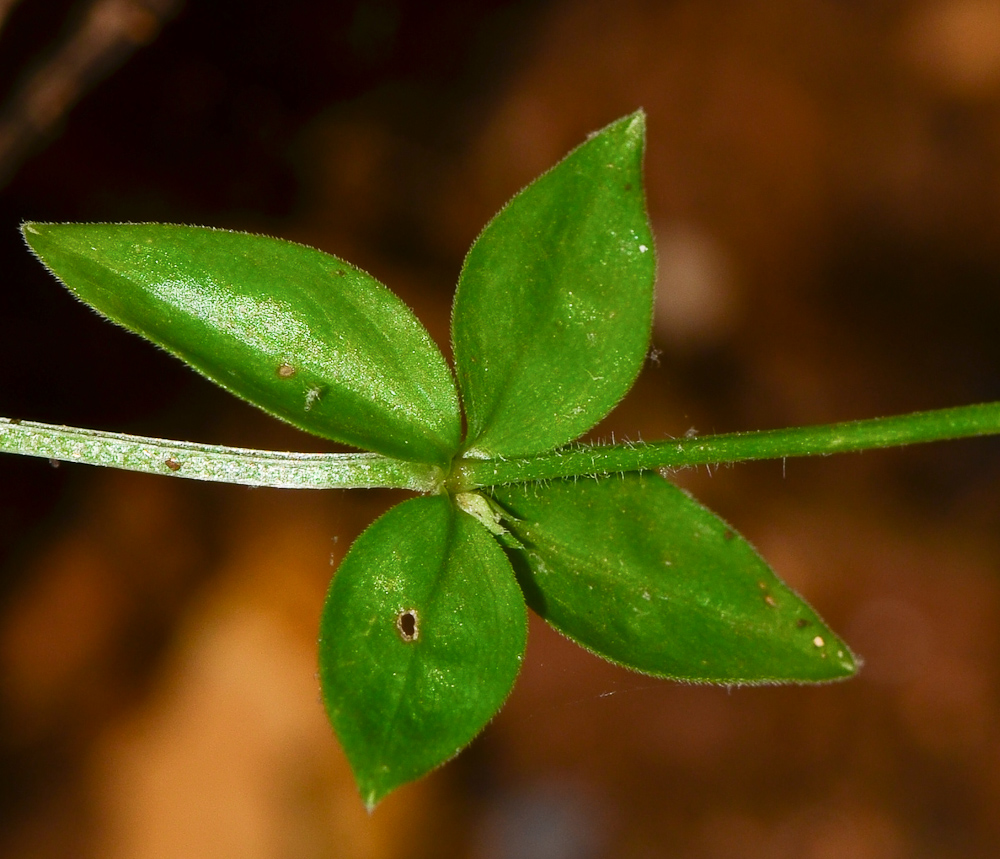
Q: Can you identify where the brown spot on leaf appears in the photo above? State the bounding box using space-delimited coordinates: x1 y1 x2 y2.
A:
396 609 419 642
165 457 181 472
277 363 296 378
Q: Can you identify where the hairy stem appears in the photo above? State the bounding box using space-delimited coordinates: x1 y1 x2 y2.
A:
451 401 1000 489
4 401 1000 493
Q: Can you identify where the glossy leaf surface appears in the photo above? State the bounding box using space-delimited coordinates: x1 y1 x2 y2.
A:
492 474 856 683
22 223 460 464
318 496 526 809
452 111 656 458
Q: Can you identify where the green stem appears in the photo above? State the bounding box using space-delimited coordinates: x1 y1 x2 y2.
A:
0 418 441 492
4 401 1000 494
451 401 1000 489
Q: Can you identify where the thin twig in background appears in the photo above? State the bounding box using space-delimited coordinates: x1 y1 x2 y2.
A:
0 0 183 188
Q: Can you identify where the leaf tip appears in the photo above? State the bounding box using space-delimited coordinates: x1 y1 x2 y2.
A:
19 221 67 259
617 108 647 144
833 642 861 679
806 630 860 682
357 766 407 813
363 788 381 815
626 106 646 126
19 221 58 264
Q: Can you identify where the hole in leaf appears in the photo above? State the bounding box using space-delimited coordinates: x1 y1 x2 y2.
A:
396 609 419 642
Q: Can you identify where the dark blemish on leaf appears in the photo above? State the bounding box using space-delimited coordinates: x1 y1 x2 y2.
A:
165 457 182 472
335 269 347 277
396 609 419 642
624 182 633 191
9 418 22 425
724 529 735 541
277 362 296 378
797 618 810 628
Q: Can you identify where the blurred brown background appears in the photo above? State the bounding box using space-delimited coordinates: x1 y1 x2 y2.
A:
2 0 1000 856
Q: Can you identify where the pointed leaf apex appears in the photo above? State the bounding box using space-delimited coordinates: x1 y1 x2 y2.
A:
622 107 646 132
21 222 461 463
319 497 527 808
452 110 656 457
494 474 857 685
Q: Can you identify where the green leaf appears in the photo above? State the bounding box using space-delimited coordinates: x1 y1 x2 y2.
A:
318 495 527 809
21 223 461 465
452 111 656 458
491 474 857 684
